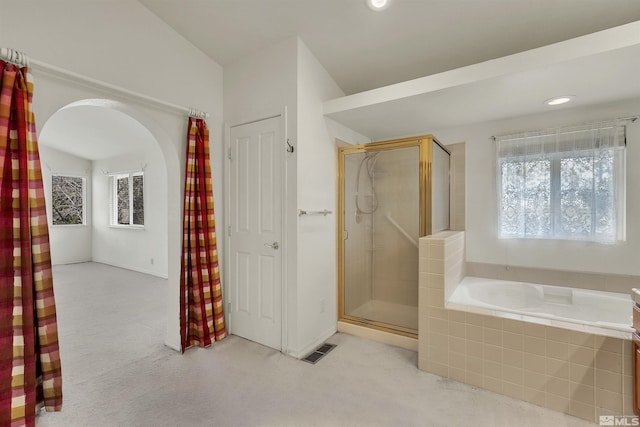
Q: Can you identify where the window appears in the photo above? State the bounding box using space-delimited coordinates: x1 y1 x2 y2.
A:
51 175 85 225
497 122 626 243
110 171 144 226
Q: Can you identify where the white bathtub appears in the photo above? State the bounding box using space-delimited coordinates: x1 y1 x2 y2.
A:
447 276 634 339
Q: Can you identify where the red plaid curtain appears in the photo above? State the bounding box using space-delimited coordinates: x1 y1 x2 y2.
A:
180 117 226 352
0 60 63 425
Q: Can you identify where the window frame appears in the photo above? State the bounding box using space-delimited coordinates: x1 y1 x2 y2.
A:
109 170 145 229
51 174 87 227
497 125 626 243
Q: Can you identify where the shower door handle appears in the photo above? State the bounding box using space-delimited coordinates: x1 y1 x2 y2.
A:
264 241 280 250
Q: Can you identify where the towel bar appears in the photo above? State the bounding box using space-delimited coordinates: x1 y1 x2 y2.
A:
298 209 332 216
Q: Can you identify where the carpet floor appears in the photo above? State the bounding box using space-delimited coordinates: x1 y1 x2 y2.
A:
36 262 592 427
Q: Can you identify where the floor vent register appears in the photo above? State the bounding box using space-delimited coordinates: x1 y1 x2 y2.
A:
302 343 336 364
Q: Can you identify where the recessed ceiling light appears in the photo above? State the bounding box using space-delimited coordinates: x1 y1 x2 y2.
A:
544 95 575 106
366 0 391 11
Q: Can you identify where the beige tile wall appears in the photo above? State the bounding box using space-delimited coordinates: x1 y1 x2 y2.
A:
448 142 465 231
466 262 639 296
372 147 420 307
418 232 633 423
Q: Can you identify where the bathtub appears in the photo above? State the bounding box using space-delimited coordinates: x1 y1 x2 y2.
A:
446 276 634 339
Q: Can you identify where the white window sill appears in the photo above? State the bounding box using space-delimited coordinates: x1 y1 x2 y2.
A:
108 225 146 230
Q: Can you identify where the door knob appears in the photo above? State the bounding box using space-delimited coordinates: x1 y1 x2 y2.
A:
264 242 279 250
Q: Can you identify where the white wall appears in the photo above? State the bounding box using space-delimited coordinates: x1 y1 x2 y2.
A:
325 117 372 147
434 97 640 277
92 146 168 278
39 146 92 265
0 1 223 351
295 39 346 355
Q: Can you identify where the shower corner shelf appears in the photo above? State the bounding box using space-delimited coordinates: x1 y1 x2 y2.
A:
298 209 332 216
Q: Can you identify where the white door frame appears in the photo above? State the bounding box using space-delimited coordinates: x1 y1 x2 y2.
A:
223 107 289 353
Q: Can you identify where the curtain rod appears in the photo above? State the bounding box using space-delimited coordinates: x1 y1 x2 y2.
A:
490 115 638 141
0 47 209 119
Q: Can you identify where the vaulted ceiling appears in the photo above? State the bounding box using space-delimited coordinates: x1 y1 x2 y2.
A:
38 2 640 153
140 0 640 95
39 104 156 161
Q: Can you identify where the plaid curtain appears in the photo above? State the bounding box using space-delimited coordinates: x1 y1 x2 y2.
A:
180 117 226 352
0 60 63 425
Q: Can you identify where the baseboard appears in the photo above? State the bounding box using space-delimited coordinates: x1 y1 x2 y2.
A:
52 258 91 266
123 265 168 279
164 339 181 353
91 260 168 279
285 325 337 359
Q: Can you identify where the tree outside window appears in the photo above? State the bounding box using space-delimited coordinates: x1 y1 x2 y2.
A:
52 175 85 225
497 123 625 243
111 171 144 227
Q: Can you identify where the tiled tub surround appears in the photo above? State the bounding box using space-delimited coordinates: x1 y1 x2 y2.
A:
418 231 633 423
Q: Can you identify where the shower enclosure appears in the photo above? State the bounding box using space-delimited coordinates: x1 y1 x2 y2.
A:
338 135 450 337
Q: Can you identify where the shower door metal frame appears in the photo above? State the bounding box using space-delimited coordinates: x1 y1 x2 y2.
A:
337 135 449 338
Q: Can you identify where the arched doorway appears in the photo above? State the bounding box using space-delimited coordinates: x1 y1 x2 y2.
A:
40 101 168 275
36 98 183 351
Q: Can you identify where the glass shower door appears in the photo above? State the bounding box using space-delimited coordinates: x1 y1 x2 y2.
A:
340 143 421 334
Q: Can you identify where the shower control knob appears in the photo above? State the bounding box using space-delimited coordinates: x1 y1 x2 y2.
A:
264 242 280 250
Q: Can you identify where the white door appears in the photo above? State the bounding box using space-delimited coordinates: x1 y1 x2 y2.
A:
229 116 282 350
